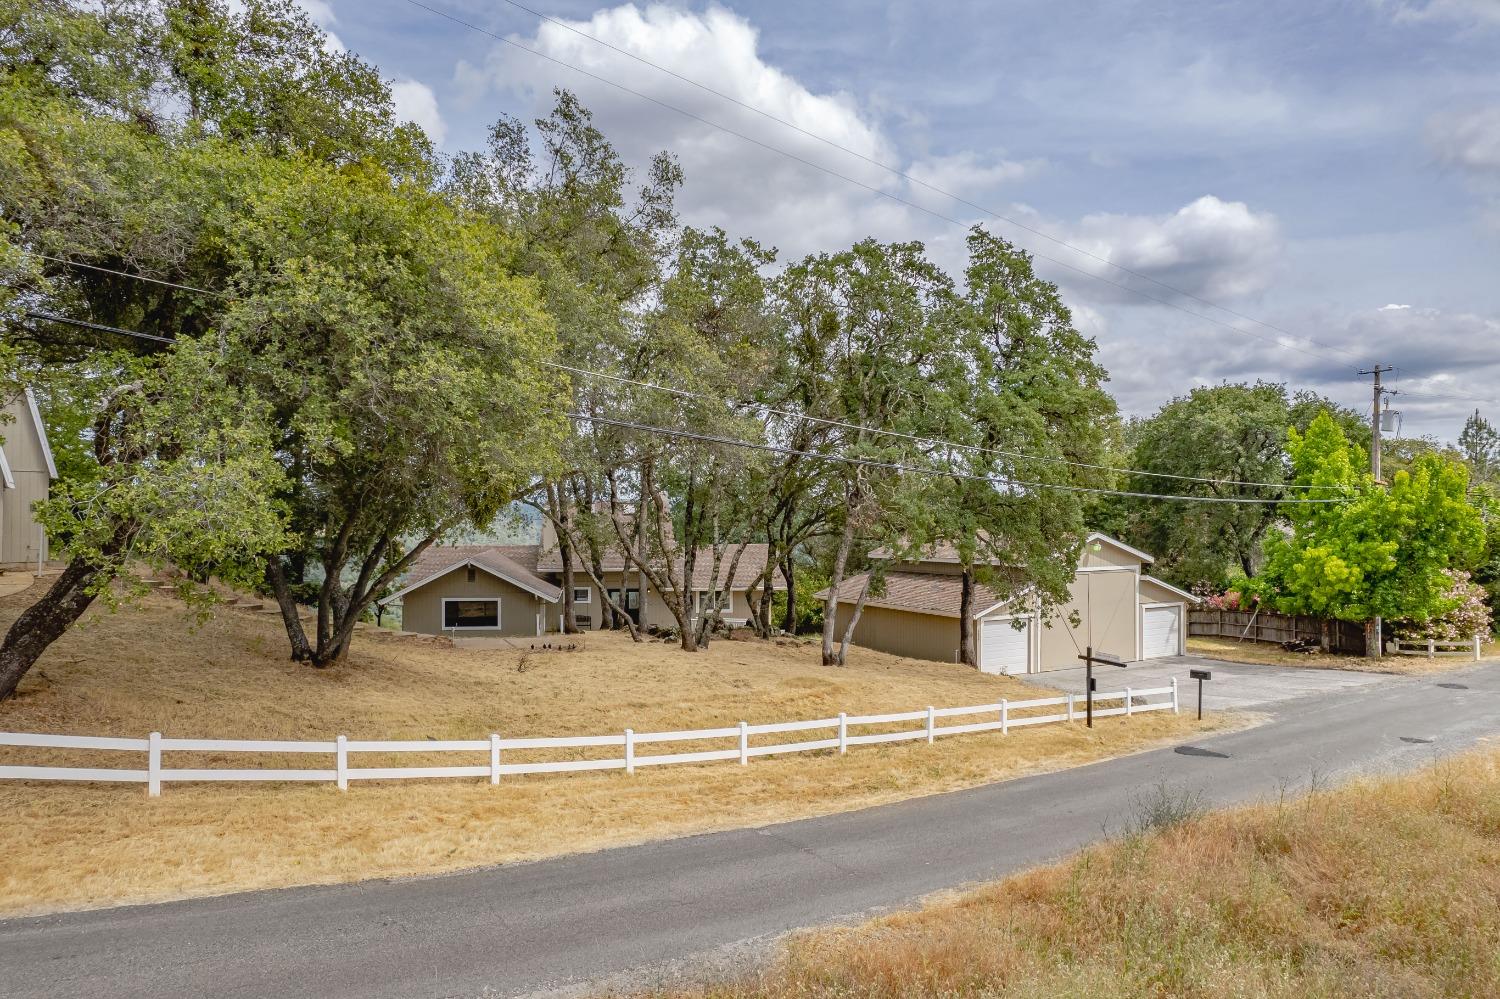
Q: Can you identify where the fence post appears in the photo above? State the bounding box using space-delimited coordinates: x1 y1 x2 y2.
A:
738 721 748 765
488 733 501 786
624 728 635 775
1125 687 1133 717
1067 693 1075 722
1428 637 1436 659
147 731 162 798
837 712 848 754
1475 635 1483 662
1171 677 1179 715
336 734 348 791
926 706 935 744
1000 699 1009 735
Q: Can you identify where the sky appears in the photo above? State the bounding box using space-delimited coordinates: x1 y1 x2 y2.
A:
304 0 1500 440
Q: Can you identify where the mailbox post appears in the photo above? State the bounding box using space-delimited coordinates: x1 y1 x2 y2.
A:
1078 645 1127 728
1189 667 1212 720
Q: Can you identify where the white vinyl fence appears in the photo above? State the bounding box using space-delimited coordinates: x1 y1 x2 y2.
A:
1387 635 1485 660
0 682 1178 797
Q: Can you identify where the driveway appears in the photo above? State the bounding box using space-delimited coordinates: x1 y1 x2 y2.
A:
1018 654 1398 711
2 663 1495 999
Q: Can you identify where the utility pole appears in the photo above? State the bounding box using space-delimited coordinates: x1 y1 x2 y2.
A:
1358 364 1397 659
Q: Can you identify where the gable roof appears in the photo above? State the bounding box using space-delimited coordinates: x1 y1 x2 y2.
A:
1140 575 1200 603
1085 532 1154 565
816 571 1020 620
24 388 56 480
538 541 783 591
386 545 562 604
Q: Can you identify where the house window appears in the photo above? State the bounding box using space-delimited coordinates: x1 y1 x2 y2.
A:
443 598 499 629
696 590 731 612
573 587 592 604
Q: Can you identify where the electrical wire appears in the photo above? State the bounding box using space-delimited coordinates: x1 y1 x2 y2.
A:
482 0 1365 364
569 411 1352 504
20 310 176 344
398 0 1356 366
546 360 1341 491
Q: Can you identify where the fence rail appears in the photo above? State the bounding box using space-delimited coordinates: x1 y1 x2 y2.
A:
1388 636 1484 660
0 684 1178 796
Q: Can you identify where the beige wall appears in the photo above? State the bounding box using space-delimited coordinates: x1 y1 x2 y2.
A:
0 396 50 568
1079 540 1144 570
1038 568 1139 669
402 566 549 637
833 603 962 664
549 571 760 633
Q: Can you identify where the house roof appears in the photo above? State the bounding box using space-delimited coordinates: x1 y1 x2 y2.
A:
538 541 783 591
816 571 1019 620
0 446 12 489
386 545 562 604
25 388 56 480
1140 575 1200 603
871 531 1158 569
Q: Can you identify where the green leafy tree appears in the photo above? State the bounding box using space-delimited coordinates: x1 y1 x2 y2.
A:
1252 412 1484 641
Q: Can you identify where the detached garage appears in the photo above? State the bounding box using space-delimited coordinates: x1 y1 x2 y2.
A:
821 533 1199 672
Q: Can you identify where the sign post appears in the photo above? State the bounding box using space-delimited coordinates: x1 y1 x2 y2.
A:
1189 667 1212 720
1077 646 1127 728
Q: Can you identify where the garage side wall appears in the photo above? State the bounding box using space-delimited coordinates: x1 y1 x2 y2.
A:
833 604 961 664
402 567 547 637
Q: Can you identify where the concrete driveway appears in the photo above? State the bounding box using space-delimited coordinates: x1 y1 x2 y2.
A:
1018 654 1400 712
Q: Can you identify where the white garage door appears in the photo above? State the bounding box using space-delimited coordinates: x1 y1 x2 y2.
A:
1142 604 1183 659
980 617 1030 675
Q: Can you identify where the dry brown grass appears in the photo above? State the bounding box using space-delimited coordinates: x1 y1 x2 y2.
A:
640 748 1500 999
1188 635 1499 675
0 581 1226 916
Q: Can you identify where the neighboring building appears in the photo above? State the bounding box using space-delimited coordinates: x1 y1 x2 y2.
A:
0 388 57 571
385 527 785 637
819 533 1198 674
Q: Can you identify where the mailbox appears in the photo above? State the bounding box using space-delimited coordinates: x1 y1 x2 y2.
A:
1190 668 1212 681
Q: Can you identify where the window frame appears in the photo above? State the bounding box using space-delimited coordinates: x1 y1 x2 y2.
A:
441 596 501 630
572 586 592 604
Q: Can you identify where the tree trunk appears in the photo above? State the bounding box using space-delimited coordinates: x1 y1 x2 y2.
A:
779 554 797 634
834 573 873 667
0 541 126 700
554 484 579 635
958 566 976 667
265 557 314 661
820 508 860 667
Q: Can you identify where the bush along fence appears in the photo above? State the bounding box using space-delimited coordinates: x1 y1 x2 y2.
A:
0 683 1179 797
1189 609 1367 654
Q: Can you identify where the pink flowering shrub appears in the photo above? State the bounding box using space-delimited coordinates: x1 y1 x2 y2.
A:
1392 570 1491 643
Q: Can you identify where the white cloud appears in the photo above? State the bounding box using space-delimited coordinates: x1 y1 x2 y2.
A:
1037 195 1282 304
391 79 448 146
1380 302 1411 310
906 152 1044 198
1376 0 1500 28
462 3 947 258
1428 106 1500 172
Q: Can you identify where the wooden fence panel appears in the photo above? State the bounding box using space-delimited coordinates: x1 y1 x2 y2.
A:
1188 609 1366 655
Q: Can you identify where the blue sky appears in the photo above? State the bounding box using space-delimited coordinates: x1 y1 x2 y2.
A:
306 0 1500 439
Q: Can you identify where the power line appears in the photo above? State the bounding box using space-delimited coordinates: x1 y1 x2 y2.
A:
398 0 1355 366
20 311 176 344
547 360 1340 491
485 0 1366 364
27 253 232 298
569 411 1351 505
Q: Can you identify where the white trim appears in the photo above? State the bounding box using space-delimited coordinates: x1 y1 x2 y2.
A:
0 446 13 489
1076 565 1136 574
386 557 561 604
441 596 501 631
1140 601 1188 658
1139 575 1202 603
1084 532 1155 565
24 388 57 480
572 586 592 604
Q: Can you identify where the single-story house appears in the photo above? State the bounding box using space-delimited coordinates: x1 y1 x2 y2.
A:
1 388 56 571
819 533 1199 674
386 526 785 637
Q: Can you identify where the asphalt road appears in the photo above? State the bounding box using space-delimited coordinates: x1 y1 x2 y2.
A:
4 664 1497 999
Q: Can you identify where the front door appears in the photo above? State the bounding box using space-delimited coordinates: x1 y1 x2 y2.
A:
607 588 642 625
